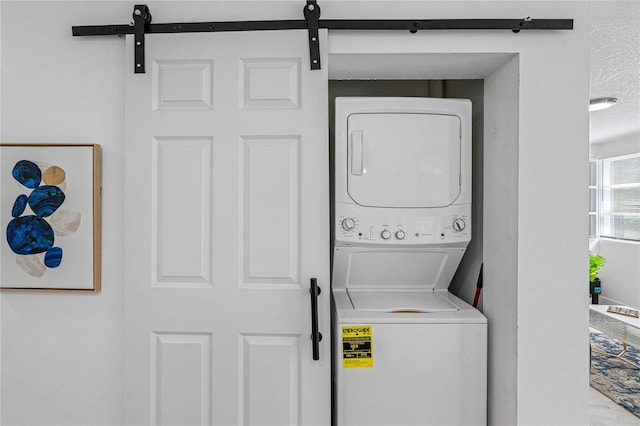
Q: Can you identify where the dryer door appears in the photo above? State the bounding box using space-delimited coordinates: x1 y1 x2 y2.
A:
347 112 461 208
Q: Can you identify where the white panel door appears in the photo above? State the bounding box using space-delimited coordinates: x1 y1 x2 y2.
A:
123 30 329 426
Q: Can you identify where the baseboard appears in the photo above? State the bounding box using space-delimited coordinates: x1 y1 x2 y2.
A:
598 296 629 307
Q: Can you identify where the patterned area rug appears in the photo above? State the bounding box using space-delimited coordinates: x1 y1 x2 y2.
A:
590 328 640 418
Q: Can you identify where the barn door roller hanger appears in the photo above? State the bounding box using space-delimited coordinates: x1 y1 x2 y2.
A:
72 1 573 74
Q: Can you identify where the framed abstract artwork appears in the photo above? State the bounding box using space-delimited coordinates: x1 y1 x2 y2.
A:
1 144 101 291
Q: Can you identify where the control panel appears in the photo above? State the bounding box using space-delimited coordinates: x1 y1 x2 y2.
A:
335 204 471 246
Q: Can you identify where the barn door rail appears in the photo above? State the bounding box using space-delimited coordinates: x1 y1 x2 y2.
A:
72 1 573 73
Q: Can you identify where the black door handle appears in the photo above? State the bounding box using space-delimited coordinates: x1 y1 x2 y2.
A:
310 278 322 360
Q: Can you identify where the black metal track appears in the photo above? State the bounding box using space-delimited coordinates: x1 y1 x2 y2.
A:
72 20 310 37
72 18 573 36
71 2 573 73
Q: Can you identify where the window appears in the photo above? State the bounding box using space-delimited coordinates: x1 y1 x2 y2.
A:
598 153 640 241
589 160 599 238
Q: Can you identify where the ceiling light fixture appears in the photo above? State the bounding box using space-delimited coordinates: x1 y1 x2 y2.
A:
589 97 618 112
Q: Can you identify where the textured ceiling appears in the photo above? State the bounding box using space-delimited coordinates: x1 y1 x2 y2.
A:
590 1 640 144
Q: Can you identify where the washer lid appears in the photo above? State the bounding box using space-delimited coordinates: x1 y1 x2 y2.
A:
348 290 459 313
346 112 462 208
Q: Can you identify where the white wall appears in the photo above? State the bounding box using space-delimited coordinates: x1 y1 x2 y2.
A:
513 21 590 417
592 239 640 308
483 54 520 425
1 2 591 425
590 131 640 159
447 80 484 308
0 2 130 425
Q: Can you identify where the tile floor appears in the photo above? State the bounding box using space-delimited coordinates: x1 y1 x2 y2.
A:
590 386 640 425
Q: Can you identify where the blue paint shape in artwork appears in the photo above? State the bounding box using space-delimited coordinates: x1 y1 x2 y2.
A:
11 194 28 218
28 185 65 217
6 159 74 276
12 160 42 189
6 215 55 255
44 247 63 268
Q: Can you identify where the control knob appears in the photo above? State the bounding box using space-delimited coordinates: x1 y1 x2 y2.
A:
452 218 466 232
395 230 406 240
380 229 391 240
341 217 356 231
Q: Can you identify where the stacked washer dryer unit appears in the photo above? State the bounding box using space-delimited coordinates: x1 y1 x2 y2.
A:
332 97 487 426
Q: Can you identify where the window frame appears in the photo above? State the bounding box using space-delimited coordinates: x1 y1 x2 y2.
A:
589 159 600 238
592 153 640 242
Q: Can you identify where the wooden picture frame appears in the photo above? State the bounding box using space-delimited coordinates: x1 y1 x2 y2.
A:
1 144 101 291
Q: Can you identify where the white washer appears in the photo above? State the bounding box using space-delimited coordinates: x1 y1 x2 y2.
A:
332 97 487 425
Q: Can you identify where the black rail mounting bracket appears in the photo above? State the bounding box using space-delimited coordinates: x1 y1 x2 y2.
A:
133 4 152 73
304 0 321 70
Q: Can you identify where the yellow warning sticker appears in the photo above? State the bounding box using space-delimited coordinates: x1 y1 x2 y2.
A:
342 325 373 368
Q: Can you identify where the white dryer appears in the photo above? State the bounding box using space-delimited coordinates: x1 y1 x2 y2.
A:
332 97 487 426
